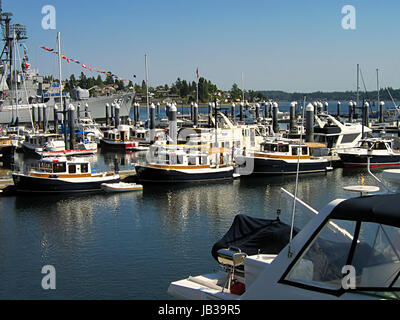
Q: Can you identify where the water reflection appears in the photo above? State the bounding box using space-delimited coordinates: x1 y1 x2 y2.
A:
2 149 400 299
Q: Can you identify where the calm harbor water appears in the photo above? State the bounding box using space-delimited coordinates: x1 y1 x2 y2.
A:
0 150 397 299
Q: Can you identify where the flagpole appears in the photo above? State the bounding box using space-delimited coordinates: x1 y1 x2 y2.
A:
241 71 245 104
57 32 66 146
196 68 199 105
145 54 149 120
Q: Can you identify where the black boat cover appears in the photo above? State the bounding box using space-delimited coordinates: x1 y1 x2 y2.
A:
211 214 298 262
211 214 385 283
331 193 400 227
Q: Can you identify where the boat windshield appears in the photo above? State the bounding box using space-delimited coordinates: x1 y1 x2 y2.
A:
284 219 400 299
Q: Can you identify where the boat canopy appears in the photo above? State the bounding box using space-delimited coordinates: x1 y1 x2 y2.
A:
330 193 400 227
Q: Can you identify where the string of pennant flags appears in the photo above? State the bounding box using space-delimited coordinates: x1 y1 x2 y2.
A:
40 45 134 83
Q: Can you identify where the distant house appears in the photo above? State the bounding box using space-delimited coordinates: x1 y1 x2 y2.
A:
156 89 169 97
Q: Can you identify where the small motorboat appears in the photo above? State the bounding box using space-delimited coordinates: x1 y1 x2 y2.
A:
101 181 143 192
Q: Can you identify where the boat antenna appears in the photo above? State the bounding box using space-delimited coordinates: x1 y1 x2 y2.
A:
288 96 306 257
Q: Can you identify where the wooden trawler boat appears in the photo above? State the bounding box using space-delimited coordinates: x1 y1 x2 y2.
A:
135 141 235 182
338 138 400 168
168 185 400 300
100 125 144 151
12 156 120 193
236 138 330 175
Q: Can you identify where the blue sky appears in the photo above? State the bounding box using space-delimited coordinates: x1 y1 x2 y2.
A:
5 0 400 92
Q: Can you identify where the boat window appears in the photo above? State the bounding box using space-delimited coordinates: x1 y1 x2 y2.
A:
359 141 372 149
52 162 66 173
285 219 400 297
263 144 272 152
277 144 289 153
349 222 400 297
201 155 208 165
68 164 76 174
177 155 184 165
285 219 357 291
39 162 52 172
302 147 308 155
81 163 89 173
375 142 387 150
188 156 197 165
341 133 359 144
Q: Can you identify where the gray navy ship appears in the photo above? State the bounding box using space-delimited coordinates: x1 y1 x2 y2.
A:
0 4 133 126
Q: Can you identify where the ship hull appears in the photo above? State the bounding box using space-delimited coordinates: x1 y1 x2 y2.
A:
339 153 400 167
135 165 234 182
0 93 134 125
12 173 120 193
240 156 329 175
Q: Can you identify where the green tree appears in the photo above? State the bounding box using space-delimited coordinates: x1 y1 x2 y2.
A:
95 75 104 87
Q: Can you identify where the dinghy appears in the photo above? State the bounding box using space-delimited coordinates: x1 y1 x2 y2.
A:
101 181 143 192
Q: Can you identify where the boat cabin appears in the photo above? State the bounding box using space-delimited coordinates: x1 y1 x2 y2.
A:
25 134 62 147
148 142 232 167
35 158 91 175
259 140 310 157
357 139 395 152
103 125 135 142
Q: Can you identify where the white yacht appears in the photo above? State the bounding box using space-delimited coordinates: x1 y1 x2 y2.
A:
314 114 372 155
168 187 400 300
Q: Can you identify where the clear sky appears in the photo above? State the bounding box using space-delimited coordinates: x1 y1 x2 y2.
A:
5 0 400 92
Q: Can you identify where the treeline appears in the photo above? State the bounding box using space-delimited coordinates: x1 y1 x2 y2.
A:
46 72 400 102
44 73 133 95
258 88 400 101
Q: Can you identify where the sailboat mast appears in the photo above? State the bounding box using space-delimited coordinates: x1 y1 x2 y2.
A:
145 54 149 119
57 32 66 145
13 30 18 124
356 64 360 110
241 72 245 103
376 68 380 107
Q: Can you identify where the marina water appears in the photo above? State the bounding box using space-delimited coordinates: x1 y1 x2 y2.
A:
0 148 397 299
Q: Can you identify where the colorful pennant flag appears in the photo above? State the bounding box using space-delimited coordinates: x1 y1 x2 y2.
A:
40 44 133 84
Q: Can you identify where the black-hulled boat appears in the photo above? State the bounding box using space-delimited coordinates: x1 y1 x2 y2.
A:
12 157 120 193
338 138 400 168
135 142 234 182
236 138 330 175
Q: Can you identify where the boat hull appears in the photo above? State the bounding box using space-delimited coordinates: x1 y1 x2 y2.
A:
135 165 234 182
12 173 120 193
100 139 138 151
0 145 15 162
338 153 400 167
240 157 329 175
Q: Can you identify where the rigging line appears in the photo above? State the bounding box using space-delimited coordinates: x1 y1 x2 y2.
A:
359 67 375 114
386 87 399 111
288 96 306 256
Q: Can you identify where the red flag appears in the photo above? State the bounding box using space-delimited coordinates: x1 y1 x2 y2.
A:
196 68 199 79
62 55 70 63
82 64 92 72
41 46 54 52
